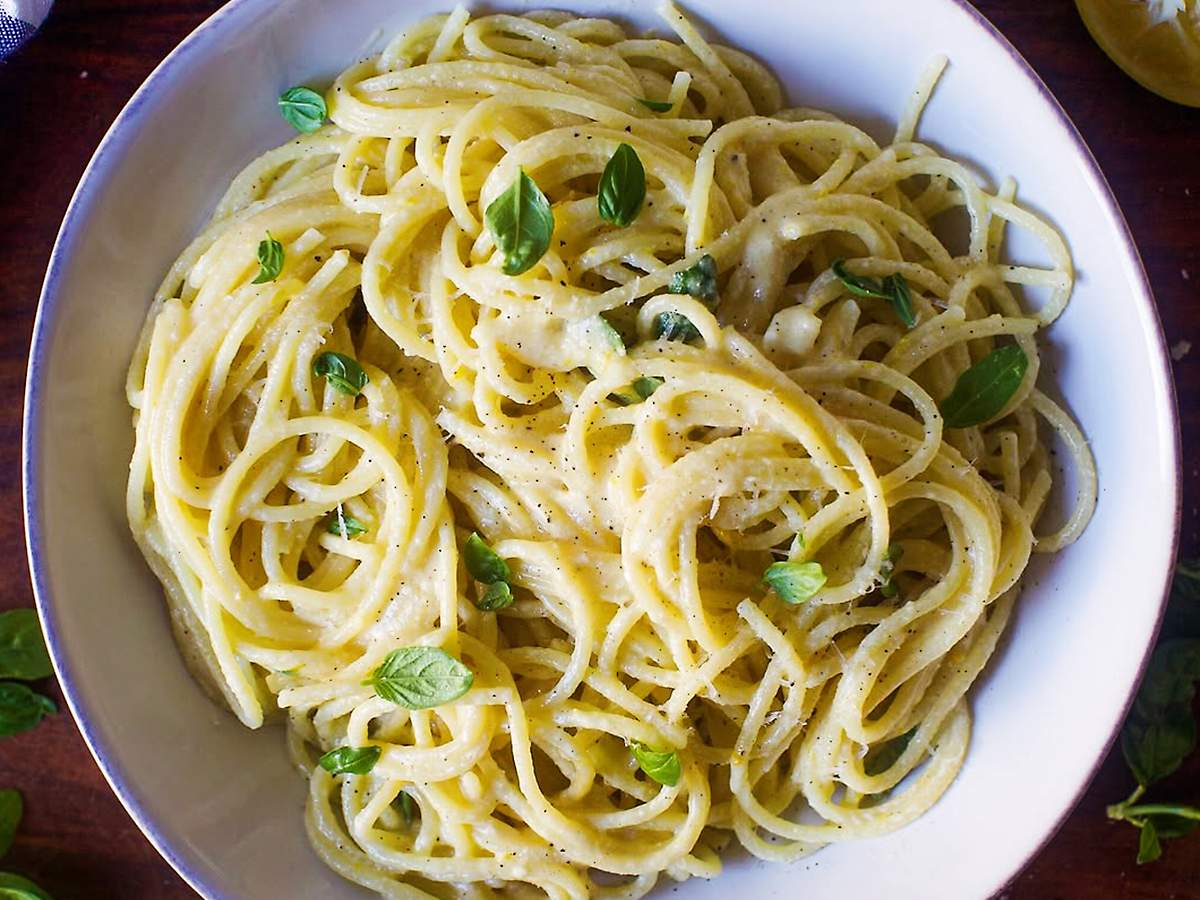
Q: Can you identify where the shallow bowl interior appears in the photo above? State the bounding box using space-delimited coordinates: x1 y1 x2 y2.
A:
23 1 1178 898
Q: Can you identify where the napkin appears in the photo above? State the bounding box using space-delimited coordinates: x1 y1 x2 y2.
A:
1 0 52 60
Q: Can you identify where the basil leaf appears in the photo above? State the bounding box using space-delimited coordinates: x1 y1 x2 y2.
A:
631 743 681 787
0 873 52 900
485 168 554 276
763 560 827 604
476 581 514 612
637 97 673 112
1137 819 1162 865
252 233 284 284
598 143 646 228
609 376 665 407
1143 810 1200 839
277 86 327 134
463 533 511 585
669 254 718 308
0 790 20 860
325 508 368 538
0 611 51 681
1121 639 1200 787
864 726 918 776
1163 558 1200 639
395 790 417 826
368 647 473 709
313 351 368 397
0 684 55 738
652 311 701 343
318 745 381 776
939 345 1028 429
832 258 891 300
880 544 903 599
883 273 916 328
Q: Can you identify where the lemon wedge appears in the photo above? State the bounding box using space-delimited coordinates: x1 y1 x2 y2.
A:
1077 0 1200 106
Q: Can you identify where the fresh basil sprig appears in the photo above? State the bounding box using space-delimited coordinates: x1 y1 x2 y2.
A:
0 790 19 860
0 685 55 739
598 143 646 228
325 507 368 538
0 872 53 900
831 259 916 328
0 612 51 682
637 97 673 113
763 560 827 605
319 745 381 776
939 344 1028 429
367 647 473 709
463 533 515 611
485 168 554 276
313 351 368 397
864 726 918 776
278 86 327 133
252 233 284 284
631 742 681 787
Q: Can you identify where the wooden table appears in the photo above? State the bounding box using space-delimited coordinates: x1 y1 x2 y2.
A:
0 1 1197 897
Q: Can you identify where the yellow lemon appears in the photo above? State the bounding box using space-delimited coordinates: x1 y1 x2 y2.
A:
1077 0 1200 106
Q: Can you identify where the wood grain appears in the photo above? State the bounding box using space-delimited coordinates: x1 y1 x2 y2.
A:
0 1 1197 897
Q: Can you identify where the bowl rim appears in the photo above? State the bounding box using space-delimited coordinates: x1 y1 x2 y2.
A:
20 1 1182 898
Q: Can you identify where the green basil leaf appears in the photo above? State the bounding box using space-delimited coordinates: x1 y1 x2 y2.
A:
0 872 52 900
609 376 664 407
463 533 511 585
883 273 916 328
864 726 918 776
0 684 55 738
763 560 827 604
0 611 51 682
0 790 20 860
485 168 554 276
938 345 1029 429
1137 819 1162 865
880 544 904 599
669 254 718 308
637 97 674 112
1121 639 1200 787
1163 558 1200 639
318 745 381 776
832 258 890 300
251 233 284 284
325 508 368 538
476 581 514 612
652 311 701 343
395 790 417 826
277 86 327 134
1146 811 1200 839
598 143 646 228
368 647 473 709
313 351 368 397
632 742 681 787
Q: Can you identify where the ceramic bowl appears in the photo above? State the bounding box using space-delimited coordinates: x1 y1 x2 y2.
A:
23 1 1180 897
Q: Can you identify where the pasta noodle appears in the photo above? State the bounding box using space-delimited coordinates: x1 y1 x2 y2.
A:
125 4 1097 897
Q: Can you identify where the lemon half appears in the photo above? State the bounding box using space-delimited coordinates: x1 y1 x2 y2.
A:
1077 0 1200 106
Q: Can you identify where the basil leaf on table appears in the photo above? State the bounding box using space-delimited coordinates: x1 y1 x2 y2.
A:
252 233 284 284
318 745 381 776
0 872 53 900
938 344 1029 429
277 86 327 133
0 611 51 681
598 143 646 228
631 743 681 787
1138 819 1162 865
1121 639 1200 788
367 647 473 709
669 254 718 308
485 168 554 276
864 726 918 776
637 97 673 112
0 684 55 738
0 789 20 860
762 560 827 605
313 352 368 397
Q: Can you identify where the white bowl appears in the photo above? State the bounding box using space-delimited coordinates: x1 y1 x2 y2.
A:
22 1 1180 898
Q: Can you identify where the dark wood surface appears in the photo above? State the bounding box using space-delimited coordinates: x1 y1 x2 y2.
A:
0 1 1197 898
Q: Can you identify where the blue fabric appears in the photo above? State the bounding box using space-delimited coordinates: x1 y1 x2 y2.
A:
0 7 43 61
